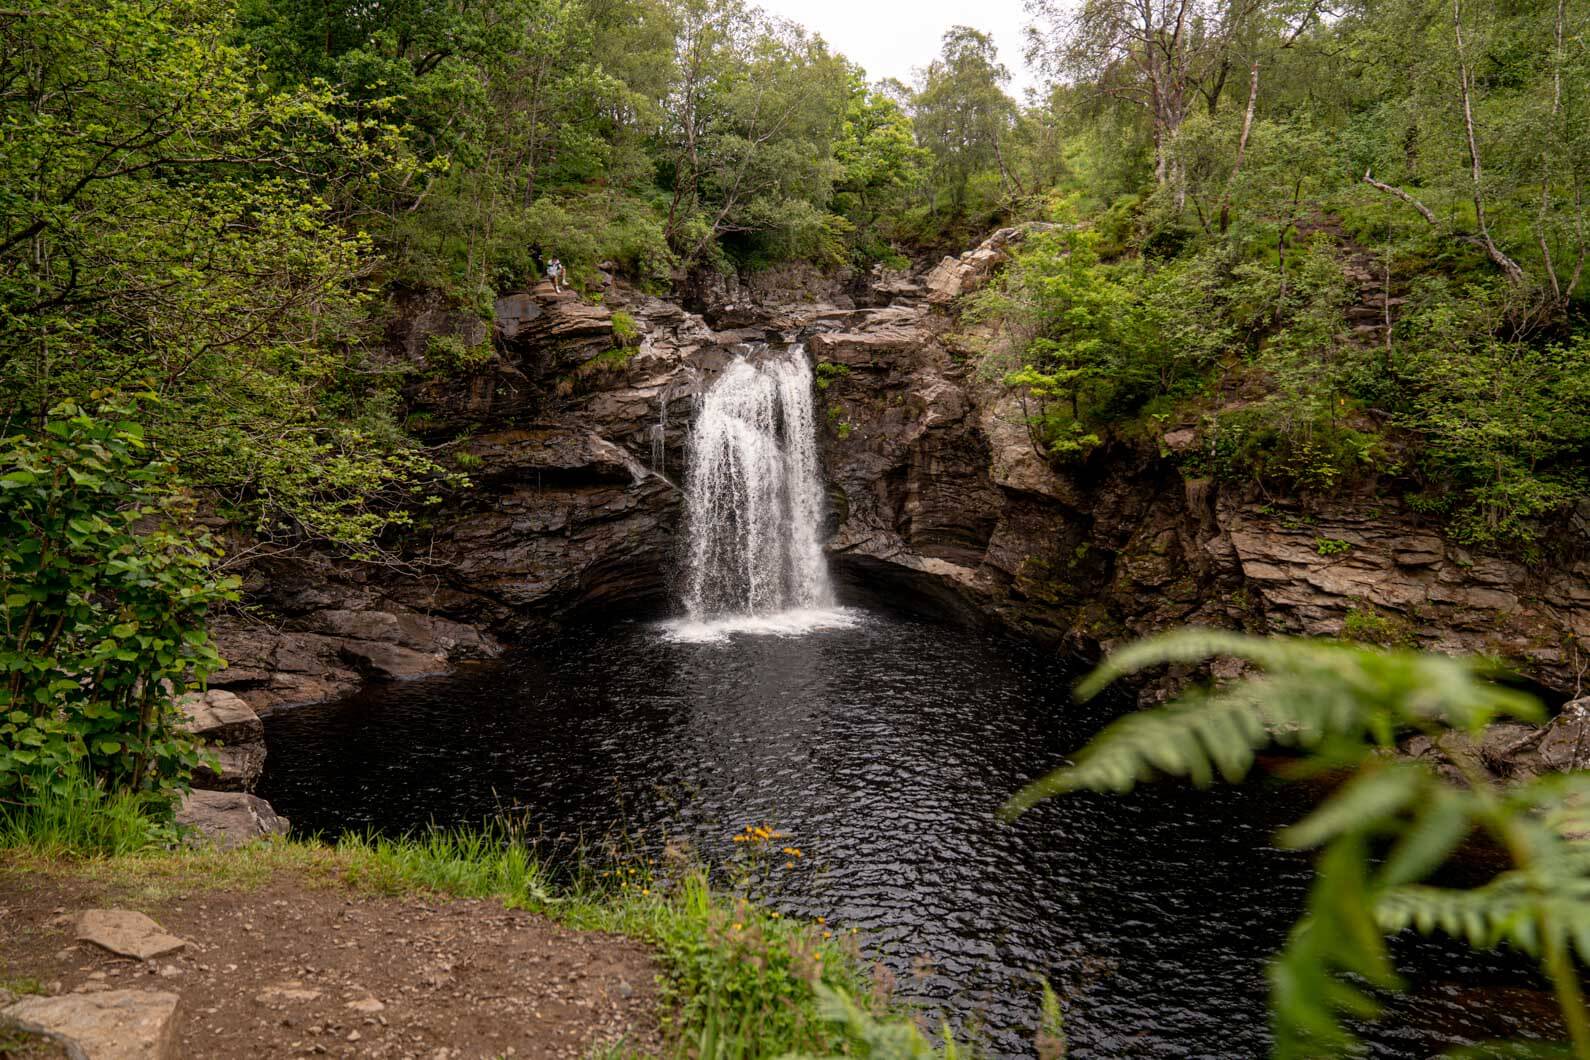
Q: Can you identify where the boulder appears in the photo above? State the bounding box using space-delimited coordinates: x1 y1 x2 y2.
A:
175 789 289 849
76 910 186 962
176 689 265 791
175 689 260 745
924 223 1061 305
2 990 180 1060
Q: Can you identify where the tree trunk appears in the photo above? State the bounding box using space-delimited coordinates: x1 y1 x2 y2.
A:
1218 63 1260 234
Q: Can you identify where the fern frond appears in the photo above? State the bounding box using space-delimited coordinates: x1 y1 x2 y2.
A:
1376 838 1590 962
1073 628 1316 701
1072 627 1542 730
1009 631 1546 818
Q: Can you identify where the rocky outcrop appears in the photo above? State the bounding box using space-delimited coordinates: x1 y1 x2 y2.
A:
176 689 264 791
220 226 1587 731
209 572 502 715
1403 696 1590 784
922 222 1060 305
213 280 773 711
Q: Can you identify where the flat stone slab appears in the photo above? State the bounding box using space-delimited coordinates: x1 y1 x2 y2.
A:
75 910 186 961
2 989 180 1060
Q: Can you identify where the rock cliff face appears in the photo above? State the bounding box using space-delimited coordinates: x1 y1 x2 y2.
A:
215 230 1590 719
812 230 1589 702
212 279 776 713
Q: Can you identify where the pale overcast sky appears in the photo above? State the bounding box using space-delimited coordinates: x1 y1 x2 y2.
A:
755 0 1042 98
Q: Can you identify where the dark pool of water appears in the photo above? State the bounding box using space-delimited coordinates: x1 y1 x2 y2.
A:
258 608 1559 1057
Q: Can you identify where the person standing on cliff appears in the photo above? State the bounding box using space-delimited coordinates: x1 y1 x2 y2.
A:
547 258 565 293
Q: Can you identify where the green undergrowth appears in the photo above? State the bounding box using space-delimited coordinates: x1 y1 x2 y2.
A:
0 785 974 1059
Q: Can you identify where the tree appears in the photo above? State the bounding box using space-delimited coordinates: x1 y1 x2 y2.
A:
1355 0 1590 316
661 0 850 266
0 0 452 556
832 73 930 239
911 27 1019 211
1024 0 1324 210
1025 0 1233 203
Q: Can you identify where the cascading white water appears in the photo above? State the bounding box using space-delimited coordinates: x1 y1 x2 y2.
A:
680 345 836 621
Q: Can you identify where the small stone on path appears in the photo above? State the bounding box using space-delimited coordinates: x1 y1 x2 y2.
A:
76 911 186 962
254 982 323 1004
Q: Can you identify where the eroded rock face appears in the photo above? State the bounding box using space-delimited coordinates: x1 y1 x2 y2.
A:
809 227 1589 705
221 226 1587 730
1403 698 1590 785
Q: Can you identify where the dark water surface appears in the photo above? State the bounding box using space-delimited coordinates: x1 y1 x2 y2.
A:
259 609 1557 1057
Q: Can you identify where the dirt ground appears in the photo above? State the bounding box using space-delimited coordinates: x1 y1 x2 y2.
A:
0 867 661 1059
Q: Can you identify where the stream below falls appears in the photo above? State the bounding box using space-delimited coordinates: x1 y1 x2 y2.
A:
258 608 1562 1058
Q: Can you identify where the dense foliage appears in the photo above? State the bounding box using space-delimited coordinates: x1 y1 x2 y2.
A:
0 401 235 806
982 0 1590 554
1007 631 1590 1057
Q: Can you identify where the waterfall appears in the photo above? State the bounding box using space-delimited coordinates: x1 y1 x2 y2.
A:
680 345 835 620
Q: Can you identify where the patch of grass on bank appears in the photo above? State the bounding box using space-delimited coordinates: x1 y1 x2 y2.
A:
0 776 174 859
0 784 966 1058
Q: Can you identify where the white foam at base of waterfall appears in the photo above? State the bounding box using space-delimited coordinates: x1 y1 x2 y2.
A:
676 344 837 627
657 606 863 644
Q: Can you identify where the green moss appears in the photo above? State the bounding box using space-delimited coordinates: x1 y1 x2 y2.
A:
1341 604 1415 649
576 346 638 378
1315 537 1352 557
610 310 640 346
814 361 851 391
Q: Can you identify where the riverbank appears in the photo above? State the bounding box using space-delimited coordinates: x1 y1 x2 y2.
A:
0 803 932 1060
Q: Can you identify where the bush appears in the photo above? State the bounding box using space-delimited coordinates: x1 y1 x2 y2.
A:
1341 604 1415 648
0 400 236 807
814 361 851 391
425 333 494 375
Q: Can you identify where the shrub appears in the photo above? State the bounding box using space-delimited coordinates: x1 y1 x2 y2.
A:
425 333 494 375
1341 604 1415 649
575 347 638 378
0 400 237 806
